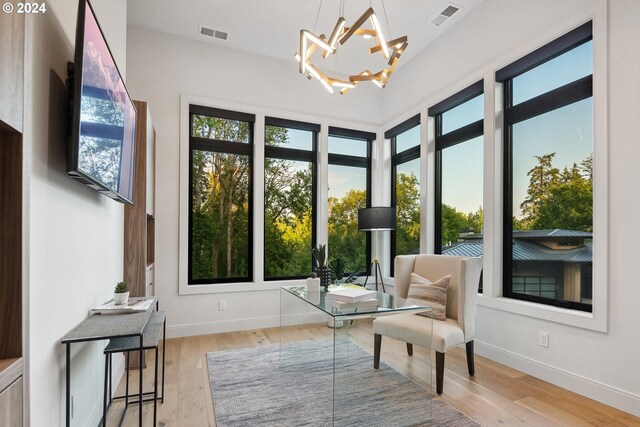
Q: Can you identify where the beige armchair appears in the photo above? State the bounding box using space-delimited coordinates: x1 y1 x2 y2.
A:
372 254 482 394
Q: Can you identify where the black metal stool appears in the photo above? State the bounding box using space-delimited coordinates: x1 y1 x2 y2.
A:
103 311 166 426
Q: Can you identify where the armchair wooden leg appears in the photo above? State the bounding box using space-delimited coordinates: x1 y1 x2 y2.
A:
374 334 381 369
406 343 413 356
466 340 475 376
435 351 445 394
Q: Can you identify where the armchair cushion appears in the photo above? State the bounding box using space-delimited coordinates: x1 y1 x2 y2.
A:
373 314 464 353
405 273 451 320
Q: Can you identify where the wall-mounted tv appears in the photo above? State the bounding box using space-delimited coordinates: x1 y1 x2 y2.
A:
67 0 136 204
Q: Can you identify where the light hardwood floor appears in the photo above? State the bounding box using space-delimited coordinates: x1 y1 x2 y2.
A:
107 320 640 427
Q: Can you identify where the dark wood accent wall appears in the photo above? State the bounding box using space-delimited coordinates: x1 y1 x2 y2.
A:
0 131 22 359
124 101 149 297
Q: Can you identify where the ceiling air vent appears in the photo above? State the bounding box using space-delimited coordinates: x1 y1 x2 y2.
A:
199 25 228 41
430 4 460 27
214 30 228 41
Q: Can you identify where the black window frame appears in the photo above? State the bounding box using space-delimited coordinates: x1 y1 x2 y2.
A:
387 114 421 276
499 21 593 312
429 80 484 254
328 126 375 276
188 105 255 285
264 117 319 281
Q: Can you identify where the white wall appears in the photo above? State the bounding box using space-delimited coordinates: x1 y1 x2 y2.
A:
26 0 128 425
380 0 640 417
125 26 382 338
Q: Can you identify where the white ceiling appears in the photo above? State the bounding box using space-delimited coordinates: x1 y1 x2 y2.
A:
128 0 484 77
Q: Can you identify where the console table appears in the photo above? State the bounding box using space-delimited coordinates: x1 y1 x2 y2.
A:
61 297 158 427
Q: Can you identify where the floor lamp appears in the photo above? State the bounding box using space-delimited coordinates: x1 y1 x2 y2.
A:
358 207 396 293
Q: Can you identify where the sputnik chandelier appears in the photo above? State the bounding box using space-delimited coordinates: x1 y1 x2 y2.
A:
295 1 408 95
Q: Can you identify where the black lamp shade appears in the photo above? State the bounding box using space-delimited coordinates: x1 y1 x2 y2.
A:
358 207 396 231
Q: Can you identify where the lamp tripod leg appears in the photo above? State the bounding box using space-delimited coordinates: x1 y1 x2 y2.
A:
363 261 375 290
376 261 385 293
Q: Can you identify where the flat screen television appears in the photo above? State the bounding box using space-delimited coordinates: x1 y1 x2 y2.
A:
67 0 136 204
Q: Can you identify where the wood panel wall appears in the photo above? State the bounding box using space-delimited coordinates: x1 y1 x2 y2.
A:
124 101 149 297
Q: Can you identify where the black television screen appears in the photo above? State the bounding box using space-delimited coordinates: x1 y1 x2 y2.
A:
68 0 136 204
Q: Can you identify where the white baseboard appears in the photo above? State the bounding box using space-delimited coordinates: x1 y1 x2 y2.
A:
166 312 327 338
475 340 640 417
86 354 125 427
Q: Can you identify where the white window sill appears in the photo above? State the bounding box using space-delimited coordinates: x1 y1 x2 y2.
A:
476 294 606 333
178 277 397 295
179 279 307 295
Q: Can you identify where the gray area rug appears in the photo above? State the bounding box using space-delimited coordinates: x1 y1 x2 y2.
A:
207 340 479 427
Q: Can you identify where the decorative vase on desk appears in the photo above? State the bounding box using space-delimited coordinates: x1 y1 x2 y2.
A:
313 268 331 289
114 281 129 305
312 244 331 289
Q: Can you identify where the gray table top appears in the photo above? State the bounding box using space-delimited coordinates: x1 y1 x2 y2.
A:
61 297 158 344
104 311 166 353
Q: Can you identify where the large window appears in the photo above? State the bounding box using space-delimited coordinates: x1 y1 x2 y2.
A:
387 115 421 274
328 127 374 275
430 81 484 256
189 105 254 284
499 22 593 311
264 118 318 280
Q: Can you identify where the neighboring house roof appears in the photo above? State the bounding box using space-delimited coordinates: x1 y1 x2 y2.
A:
456 229 592 241
512 229 592 239
442 240 592 263
441 241 484 257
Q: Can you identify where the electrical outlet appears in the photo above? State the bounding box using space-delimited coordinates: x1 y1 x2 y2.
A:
538 331 549 348
218 300 227 311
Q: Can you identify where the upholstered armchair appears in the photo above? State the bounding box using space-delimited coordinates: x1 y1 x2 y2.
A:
372 254 482 394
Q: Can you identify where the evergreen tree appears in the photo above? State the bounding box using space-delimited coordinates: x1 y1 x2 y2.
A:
519 153 559 229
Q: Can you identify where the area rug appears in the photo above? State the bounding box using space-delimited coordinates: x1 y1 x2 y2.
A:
207 340 479 427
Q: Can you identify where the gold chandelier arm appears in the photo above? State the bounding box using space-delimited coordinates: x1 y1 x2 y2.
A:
369 36 408 54
355 29 377 37
299 30 306 73
326 17 346 51
387 41 407 66
306 63 335 94
303 30 333 54
329 78 355 88
349 70 376 82
382 56 400 85
339 7 374 45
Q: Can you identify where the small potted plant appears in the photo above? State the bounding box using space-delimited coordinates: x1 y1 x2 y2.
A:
329 257 346 285
114 282 129 305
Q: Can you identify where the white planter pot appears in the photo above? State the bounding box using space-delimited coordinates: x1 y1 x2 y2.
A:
114 291 129 305
306 277 321 292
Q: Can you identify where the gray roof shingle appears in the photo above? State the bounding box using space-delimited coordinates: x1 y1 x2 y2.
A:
442 240 592 263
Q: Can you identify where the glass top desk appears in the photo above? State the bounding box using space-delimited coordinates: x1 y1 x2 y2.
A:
280 286 433 427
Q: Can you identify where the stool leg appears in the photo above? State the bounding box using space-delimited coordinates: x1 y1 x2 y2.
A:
108 354 112 406
154 348 159 425
125 351 130 408
161 318 166 403
103 353 108 426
